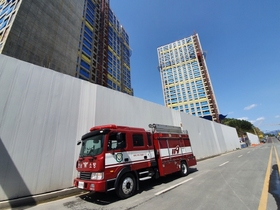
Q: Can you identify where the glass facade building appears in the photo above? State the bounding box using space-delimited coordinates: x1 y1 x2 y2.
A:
76 0 132 94
157 34 219 121
0 0 133 95
0 0 23 51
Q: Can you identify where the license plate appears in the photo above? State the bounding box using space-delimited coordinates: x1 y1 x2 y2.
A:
78 181 84 189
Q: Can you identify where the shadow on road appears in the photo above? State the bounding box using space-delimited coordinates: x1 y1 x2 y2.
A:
0 137 36 208
269 164 280 209
78 167 198 206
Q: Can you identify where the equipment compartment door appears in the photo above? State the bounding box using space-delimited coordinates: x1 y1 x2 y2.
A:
157 138 181 176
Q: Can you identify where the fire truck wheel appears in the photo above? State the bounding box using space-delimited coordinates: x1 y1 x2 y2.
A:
116 173 136 199
180 161 189 176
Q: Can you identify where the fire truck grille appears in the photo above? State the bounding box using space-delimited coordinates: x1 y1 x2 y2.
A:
80 172 91 180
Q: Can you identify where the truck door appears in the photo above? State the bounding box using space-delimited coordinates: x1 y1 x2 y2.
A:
129 133 155 171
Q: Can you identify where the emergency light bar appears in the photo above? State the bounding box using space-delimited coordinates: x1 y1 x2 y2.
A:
90 124 118 131
90 124 146 132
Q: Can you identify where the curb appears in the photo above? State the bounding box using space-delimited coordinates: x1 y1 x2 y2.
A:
0 187 86 209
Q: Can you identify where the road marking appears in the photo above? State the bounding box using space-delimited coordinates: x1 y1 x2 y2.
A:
258 146 273 210
219 161 229 166
155 178 193 195
238 155 243 158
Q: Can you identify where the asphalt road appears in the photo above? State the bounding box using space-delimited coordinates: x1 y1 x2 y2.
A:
19 137 280 210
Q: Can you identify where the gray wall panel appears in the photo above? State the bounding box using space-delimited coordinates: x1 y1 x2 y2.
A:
247 133 259 145
0 55 82 200
94 86 175 130
221 124 240 151
180 114 219 159
212 123 226 153
73 81 98 178
0 54 242 201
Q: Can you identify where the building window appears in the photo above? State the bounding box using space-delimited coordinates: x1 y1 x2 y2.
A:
80 60 90 70
80 68 89 78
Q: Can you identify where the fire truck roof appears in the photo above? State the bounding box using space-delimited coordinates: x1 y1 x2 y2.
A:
89 124 146 132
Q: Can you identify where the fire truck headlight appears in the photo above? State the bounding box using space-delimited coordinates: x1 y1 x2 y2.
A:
77 172 80 178
91 172 104 180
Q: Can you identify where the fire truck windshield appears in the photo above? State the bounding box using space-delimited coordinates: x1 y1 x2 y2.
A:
79 134 104 157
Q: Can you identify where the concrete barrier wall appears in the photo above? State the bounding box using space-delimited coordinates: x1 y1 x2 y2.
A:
0 55 83 201
247 132 260 145
0 54 241 201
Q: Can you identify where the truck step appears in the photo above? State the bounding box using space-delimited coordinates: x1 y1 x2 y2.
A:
139 171 149 175
139 176 152 181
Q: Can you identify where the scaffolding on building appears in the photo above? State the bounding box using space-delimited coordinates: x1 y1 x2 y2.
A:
97 0 110 87
193 33 220 122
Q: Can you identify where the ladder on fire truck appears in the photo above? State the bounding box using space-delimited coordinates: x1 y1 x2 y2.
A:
148 123 185 134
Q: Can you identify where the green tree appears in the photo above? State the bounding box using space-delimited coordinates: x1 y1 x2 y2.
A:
221 118 262 137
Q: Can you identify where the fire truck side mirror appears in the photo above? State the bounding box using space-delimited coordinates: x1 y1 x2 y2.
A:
77 140 81 145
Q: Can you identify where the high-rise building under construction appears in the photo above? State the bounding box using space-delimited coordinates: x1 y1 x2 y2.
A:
157 33 220 122
0 0 133 95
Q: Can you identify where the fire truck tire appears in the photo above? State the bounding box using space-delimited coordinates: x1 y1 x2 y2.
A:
180 161 189 176
116 173 136 199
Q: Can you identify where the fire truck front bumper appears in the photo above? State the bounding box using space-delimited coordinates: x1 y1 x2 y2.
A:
74 178 107 192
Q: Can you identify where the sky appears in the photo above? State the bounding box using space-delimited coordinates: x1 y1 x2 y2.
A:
110 0 280 133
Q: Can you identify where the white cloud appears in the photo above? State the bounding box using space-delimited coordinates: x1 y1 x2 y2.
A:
275 115 280 118
252 117 264 126
256 117 265 121
237 117 248 120
244 104 257 110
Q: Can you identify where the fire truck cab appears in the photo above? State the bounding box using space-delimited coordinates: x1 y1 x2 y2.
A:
74 123 196 199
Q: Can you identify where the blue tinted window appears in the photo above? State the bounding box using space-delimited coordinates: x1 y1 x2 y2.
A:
86 14 94 25
107 67 112 74
201 101 208 105
80 68 89 78
87 8 95 20
82 45 91 56
107 79 112 86
0 19 8 30
81 60 90 70
83 39 92 49
0 5 9 16
202 106 209 111
84 25 93 36
87 0 95 10
203 111 210 115
84 32 92 42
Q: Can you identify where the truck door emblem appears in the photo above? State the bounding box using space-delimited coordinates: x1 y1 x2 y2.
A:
172 145 180 154
116 153 123 162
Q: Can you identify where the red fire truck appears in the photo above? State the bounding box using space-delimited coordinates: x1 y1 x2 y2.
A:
74 123 196 198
